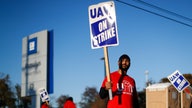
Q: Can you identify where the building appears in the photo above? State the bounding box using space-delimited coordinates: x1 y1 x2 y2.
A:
146 82 192 108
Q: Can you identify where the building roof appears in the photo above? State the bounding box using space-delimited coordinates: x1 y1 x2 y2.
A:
146 82 171 89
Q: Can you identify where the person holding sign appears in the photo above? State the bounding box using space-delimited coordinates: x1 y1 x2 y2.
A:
41 101 49 108
99 54 139 108
63 97 76 108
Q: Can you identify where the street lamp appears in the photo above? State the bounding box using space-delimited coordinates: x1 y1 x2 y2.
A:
100 57 106 78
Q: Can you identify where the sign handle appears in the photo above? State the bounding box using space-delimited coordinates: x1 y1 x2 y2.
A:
103 46 113 100
45 101 49 106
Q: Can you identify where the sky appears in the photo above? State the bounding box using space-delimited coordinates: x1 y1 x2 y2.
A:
1 0 192 107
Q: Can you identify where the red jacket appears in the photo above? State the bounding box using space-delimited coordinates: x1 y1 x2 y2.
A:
63 100 76 108
101 71 139 108
41 103 49 108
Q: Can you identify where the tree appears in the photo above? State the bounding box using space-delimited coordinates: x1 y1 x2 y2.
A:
15 84 22 107
146 78 156 86
89 95 107 108
0 74 16 107
56 94 69 108
183 73 192 84
160 77 169 83
79 86 106 108
15 84 32 108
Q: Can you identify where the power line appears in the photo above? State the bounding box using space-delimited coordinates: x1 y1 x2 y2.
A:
133 0 192 22
115 0 192 28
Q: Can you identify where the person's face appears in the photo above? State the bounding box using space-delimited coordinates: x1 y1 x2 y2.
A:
119 58 130 73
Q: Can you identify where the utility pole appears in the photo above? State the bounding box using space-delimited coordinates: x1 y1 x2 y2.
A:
145 70 149 87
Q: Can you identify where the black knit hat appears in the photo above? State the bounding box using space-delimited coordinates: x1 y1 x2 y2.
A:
118 54 130 62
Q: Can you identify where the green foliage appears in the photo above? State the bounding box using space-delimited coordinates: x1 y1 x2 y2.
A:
79 86 107 108
0 73 32 108
0 74 16 107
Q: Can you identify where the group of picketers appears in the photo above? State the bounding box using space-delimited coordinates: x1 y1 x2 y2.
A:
41 54 139 108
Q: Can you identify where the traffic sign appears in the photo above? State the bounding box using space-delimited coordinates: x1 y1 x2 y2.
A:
167 70 190 92
88 1 119 49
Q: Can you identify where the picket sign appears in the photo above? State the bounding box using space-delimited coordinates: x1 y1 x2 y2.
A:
88 1 119 100
88 1 119 49
167 70 190 92
39 88 50 105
